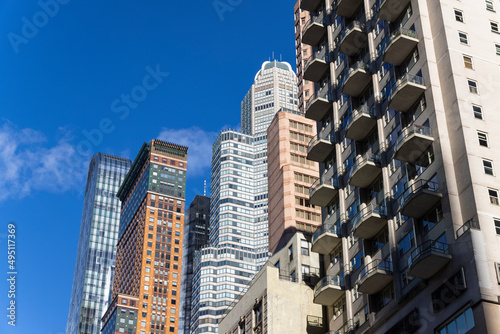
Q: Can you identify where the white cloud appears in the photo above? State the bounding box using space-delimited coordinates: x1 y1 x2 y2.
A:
0 122 88 202
157 127 218 177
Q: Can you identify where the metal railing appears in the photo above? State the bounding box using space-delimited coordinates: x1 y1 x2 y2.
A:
307 315 324 328
358 259 392 283
304 46 328 70
345 61 370 80
351 204 386 231
399 179 440 208
310 173 339 198
312 220 341 245
394 123 432 152
456 219 480 239
304 11 325 31
390 73 425 99
340 21 365 42
388 27 417 45
307 124 334 153
305 86 331 111
408 240 449 268
349 153 381 180
314 275 344 299
343 104 375 131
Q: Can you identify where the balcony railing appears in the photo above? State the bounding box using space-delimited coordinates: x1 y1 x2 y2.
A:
351 204 387 239
389 73 426 112
313 275 345 305
343 104 376 141
342 61 371 96
399 179 442 218
305 87 332 121
357 259 393 294
339 21 367 56
309 173 339 206
456 219 480 239
311 218 342 254
384 28 419 65
302 12 326 46
408 240 452 279
394 124 433 163
307 123 335 162
348 154 382 188
304 47 329 82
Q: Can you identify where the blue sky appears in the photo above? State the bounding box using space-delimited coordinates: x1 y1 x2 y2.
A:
0 1 296 333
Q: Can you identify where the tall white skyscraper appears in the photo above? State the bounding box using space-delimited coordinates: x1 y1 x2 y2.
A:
189 61 298 334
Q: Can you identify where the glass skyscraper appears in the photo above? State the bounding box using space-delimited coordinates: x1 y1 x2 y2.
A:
66 153 131 334
190 61 298 334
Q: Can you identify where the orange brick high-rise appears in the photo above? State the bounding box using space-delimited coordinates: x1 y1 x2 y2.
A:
101 140 188 334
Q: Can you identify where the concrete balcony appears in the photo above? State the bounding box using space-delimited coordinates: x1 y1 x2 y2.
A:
311 220 342 255
304 48 329 82
400 179 442 218
302 12 326 46
394 124 433 163
408 240 452 279
313 275 345 305
342 62 371 97
300 0 322 12
307 123 335 162
344 104 376 141
309 173 339 207
348 154 381 189
339 21 367 56
352 204 387 239
378 0 410 22
384 28 419 66
305 88 332 121
336 0 363 18
389 74 426 112
357 259 393 294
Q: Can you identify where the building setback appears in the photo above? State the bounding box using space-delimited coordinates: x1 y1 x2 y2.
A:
298 0 500 332
190 61 299 334
66 153 131 334
218 232 323 334
101 139 188 334
267 108 321 254
180 195 211 334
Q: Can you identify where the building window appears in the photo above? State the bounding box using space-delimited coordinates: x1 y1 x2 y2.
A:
289 245 293 261
454 9 464 22
496 44 500 55
301 239 309 256
468 79 478 94
463 55 473 69
477 131 488 147
483 159 494 175
491 21 499 33
459 32 468 44
494 219 500 235
489 189 499 205
473 105 483 119
486 0 495 11
398 230 415 256
435 306 475 334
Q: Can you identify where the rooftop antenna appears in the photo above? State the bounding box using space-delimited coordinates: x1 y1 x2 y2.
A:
280 54 282 61
272 51 275 61
203 180 207 196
